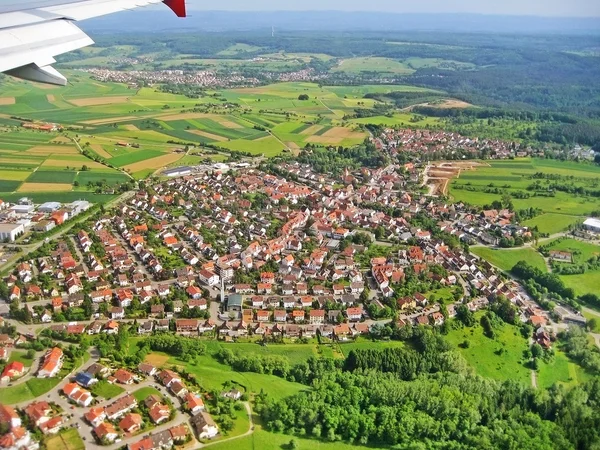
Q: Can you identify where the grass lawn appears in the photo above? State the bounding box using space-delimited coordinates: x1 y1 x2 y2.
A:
537 348 593 389
8 351 35 367
522 213 581 234
543 238 600 263
44 429 85 450
208 426 367 450
165 349 305 402
471 246 547 272
219 341 327 365
560 271 600 298
0 377 61 404
132 386 162 402
91 380 125 400
444 316 531 385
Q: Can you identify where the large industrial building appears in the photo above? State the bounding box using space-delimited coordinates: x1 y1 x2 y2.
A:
583 218 600 233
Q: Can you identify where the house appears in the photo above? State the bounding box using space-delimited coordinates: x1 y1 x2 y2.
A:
114 368 135 385
39 416 63 435
309 309 325 325
62 382 93 407
119 413 143 434
198 269 219 287
1 362 24 382
274 309 287 322
221 389 242 400
346 307 363 322
158 370 180 388
148 403 170 425
38 347 63 378
75 372 97 388
170 381 188 398
138 363 157 377
105 394 137 420
185 393 205 415
292 310 305 323
255 310 270 322
94 422 119 442
176 319 199 335
0 404 21 429
84 407 106 427
190 412 219 439
111 307 125 320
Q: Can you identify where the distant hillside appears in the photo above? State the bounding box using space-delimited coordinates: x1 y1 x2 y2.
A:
81 11 600 34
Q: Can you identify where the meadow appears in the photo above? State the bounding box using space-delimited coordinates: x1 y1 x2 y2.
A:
471 246 547 272
450 159 600 217
444 316 532 385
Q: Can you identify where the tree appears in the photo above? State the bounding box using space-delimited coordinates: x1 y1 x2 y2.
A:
298 94 309 101
587 318 598 332
288 439 299 449
531 343 543 359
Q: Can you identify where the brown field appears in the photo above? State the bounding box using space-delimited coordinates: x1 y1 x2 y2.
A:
82 116 138 125
426 161 488 195
301 125 323 136
0 157 42 164
322 127 365 139
46 94 55 102
215 119 243 129
305 127 365 145
144 353 169 367
427 99 473 109
189 130 228 142
68 96 130 107
18 183 72 192
50 136 71 144
90 144 112 159
41 159 106 169
0 97 15 105
26 145 79 155
122 152 183 173
123 124 139 131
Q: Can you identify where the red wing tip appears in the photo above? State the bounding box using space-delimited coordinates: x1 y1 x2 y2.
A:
163 0 186 17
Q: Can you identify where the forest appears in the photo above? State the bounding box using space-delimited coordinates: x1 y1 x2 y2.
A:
255 328 600 449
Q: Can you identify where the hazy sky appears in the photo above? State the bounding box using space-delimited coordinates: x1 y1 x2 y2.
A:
185 0 600 17
0 0 598 17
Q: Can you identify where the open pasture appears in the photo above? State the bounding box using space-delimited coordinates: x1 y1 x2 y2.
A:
332 57 414 75
522 214 581 234
450 159 600 216
471 246 547 272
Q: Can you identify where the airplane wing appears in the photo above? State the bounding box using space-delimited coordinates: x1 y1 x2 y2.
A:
0 0 186 86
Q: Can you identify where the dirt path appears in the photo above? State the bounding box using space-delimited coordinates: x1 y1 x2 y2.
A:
531 369 538 389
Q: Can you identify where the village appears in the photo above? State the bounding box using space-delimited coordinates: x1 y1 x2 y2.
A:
0 151 594 450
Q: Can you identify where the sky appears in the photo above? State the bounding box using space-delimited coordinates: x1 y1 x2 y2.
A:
0 0 598 17
184 0 600 17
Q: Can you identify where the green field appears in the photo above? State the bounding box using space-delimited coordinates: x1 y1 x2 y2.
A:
8 351 35 367
132 386 162 402
333 57 414 75
522 214 581 234
445 316 531 384
450 159 600 216
0 76 413 171
44 429 85 450
537 348 593 389
471 246 547 272
91 380 125 399
209 426 374 450
0 378 61 404
543 239 600 296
